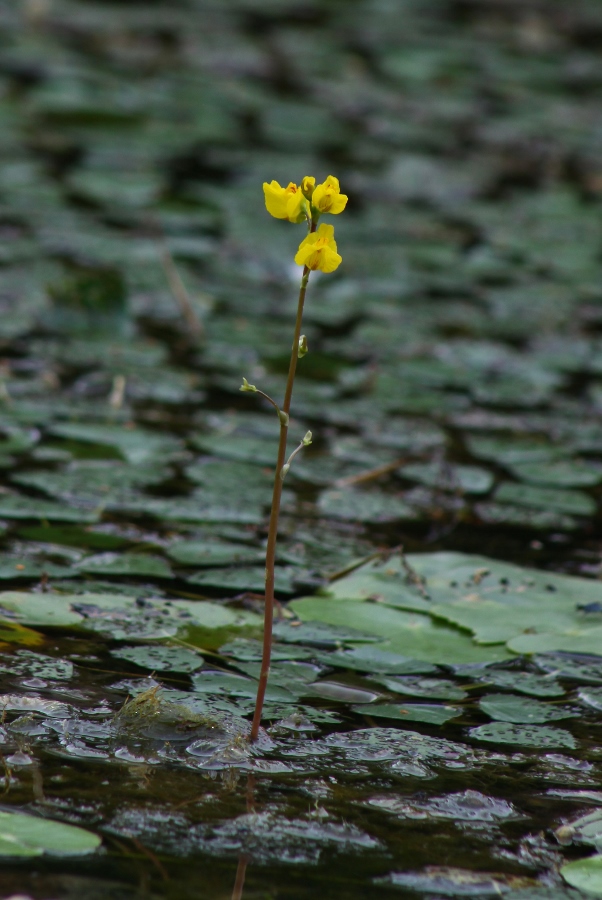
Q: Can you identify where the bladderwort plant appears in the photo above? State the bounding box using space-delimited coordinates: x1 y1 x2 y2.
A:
240 175 347 742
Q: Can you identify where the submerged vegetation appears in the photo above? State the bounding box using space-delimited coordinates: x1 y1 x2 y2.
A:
1 0 602 896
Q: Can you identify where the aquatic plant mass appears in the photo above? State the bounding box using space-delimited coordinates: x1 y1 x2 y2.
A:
1 0 602 897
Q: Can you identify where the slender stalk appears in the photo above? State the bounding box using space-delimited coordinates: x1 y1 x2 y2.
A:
231 855 250 900
249 263 311 742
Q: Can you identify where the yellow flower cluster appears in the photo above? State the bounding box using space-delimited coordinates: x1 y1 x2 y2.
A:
262 175 347 272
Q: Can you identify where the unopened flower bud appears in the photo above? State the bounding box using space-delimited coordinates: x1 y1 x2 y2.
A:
280 463 290 480
298 335 308 358
302 431 313 446
301 176 316 200
240 377 257 393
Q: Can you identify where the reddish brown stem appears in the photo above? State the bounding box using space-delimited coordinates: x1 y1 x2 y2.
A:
249 256 313 741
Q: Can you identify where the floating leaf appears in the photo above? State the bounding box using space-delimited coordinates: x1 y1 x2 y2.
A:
400 462 493 495
561 855 602 895
167 540 264 567
187 565 296 594
494 483 595 517
534 656 602 684
290 596 511 664
477 669 564 697
49 423 182 465
110 645 204 674
316 645 437 675
508 459 602 488
0 811 100 857
75 553 174 579
317 487 418 523
308 682 380 704
478 693 575 724
0 495 100 523
469 723 577 748
0 591 259 639
353 703 461 724
509 628 602 656
0 649 72 680
373 676 466 700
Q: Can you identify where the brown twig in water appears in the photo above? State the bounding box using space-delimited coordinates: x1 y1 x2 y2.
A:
159 244 204 341
333 456 408 488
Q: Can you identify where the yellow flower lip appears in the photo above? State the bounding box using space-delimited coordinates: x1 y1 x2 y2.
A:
311 175 348 215
294 223 342 273
263 180 307 223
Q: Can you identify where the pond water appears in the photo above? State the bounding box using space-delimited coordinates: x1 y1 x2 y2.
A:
1 0 602 896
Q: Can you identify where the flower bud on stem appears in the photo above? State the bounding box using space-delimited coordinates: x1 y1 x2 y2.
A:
240 379 288 426
280 431 312 481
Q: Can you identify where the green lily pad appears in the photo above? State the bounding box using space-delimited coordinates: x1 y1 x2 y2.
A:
509 628 602 656
317 488 418 523
508 459 602 488
187 565 297 594
12 461 170 503
315 645 437 675
431 599 586 647
0 590 260 639
328 552 602 657
474 502 578 532
272 620 382 647
353 703 461 724
290 596 511 665
478 693 575 724
0 495 100 523
465 435 566 465
0 556 74 580
75 553 174 579
561 855 602 895
477 669 564 697
49 423 182 465
400 462 494 495
110 644 204 673
115 495 265 525
469 723 577 748
534 656 602 684
0 649 72 679
0 591 85 627
494 483 595 517
167 540 265 567
0 811 100 857
373 676 466 701
191 434 276 466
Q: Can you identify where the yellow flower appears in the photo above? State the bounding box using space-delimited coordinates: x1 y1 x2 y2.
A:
294 223 342 273
311 175 347 215
263 180 306 223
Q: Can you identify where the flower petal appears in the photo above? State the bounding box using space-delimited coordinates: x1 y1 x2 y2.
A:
263 181 288 219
